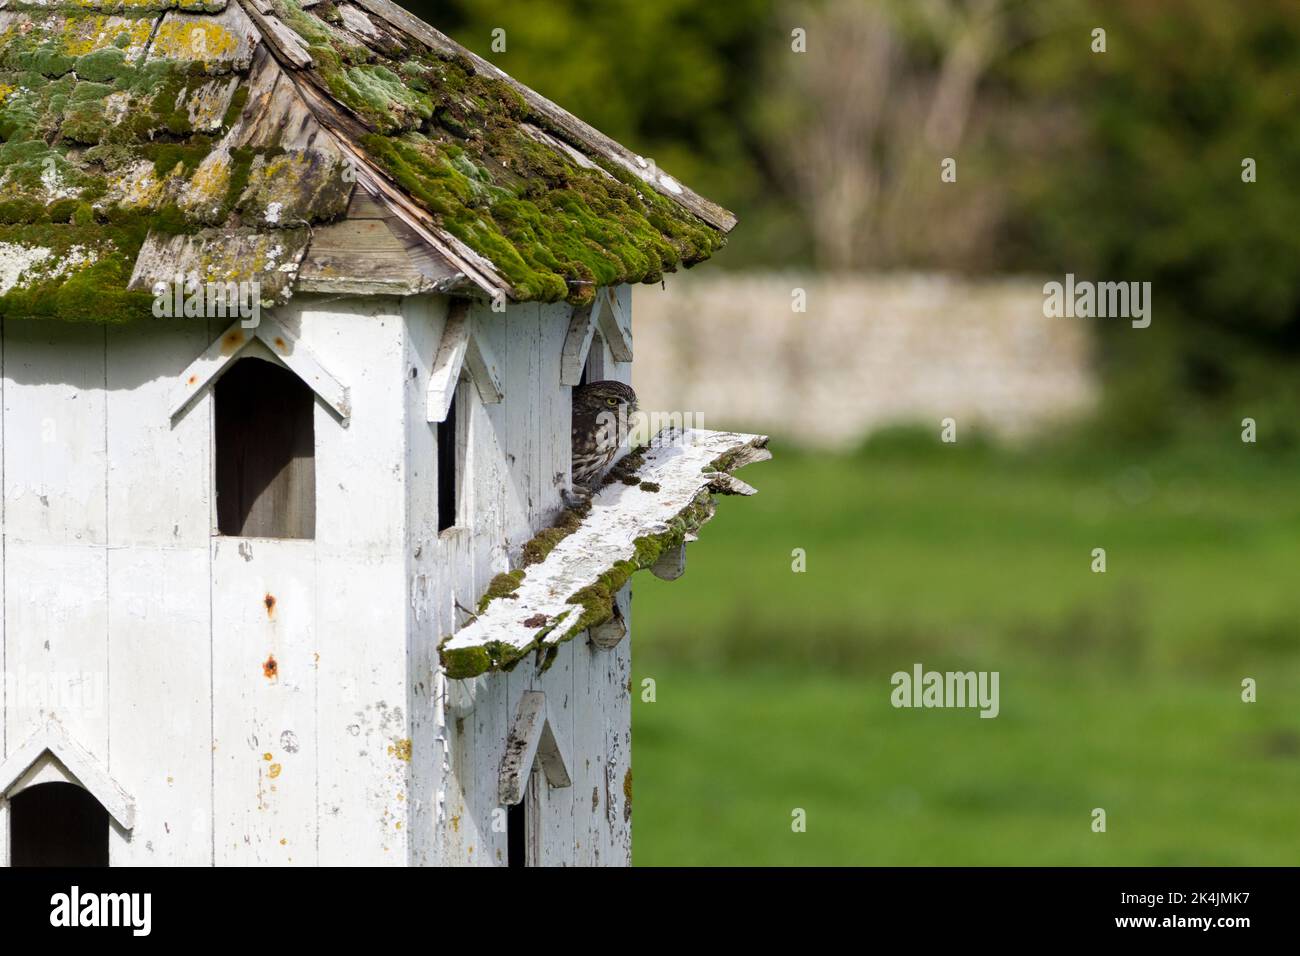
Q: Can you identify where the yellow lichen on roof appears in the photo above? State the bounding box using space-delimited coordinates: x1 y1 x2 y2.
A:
59 14 154 57
149 17 241 64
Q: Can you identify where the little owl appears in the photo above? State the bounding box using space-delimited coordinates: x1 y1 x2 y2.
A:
571 380 639 495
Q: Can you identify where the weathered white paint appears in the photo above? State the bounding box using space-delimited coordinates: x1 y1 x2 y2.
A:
257 314 352 422
440 428 770 668
0 720 134 829
427 300 504 423
0 282 687 867
429 290 646 866
607 590 633 864
168 317 350 422
5 543 109 753
596 287 633 363
107 547 211 864
3 320 107 546
499 691 571 805
560 303 597 386
560 289 633 386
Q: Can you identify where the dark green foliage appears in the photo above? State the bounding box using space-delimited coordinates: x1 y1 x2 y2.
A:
997 1 1300 431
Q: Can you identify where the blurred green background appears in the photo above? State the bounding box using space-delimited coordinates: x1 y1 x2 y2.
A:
417 0 1300 864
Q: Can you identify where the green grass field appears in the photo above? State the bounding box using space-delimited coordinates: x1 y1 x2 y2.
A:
629 433 1300 865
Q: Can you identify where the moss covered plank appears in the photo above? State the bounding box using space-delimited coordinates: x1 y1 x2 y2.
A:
126 225 310 303
438 428 771 679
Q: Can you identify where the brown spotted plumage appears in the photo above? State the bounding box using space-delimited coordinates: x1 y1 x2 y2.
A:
571 380 639 491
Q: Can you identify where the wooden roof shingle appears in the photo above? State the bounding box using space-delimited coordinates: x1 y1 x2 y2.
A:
0 0 735 322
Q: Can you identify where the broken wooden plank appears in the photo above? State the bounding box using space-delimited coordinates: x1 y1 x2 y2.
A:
588 603 627 649
439 428 769 678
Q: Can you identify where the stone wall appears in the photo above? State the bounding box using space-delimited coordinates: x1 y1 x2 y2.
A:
631 273 1098 449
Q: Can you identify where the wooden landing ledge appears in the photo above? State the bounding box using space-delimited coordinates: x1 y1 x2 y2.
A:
439 428 771 679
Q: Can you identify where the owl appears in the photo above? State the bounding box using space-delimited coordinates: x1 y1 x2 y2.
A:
571 380 639 493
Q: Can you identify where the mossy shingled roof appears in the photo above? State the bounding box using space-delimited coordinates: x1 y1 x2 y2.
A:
0 0 733 321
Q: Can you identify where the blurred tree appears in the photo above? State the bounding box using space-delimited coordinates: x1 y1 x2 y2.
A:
407 0 775 258
403 0 1300 430
757 0 1023 270
1002 0 1300 432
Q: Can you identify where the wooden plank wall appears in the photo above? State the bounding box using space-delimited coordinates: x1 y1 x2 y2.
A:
427 288 635 867
0 295 414 867
0 283 636 867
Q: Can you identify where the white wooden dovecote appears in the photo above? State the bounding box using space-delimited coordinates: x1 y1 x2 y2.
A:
0 0 759 868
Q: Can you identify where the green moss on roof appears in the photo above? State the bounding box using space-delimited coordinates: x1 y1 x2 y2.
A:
0 220 155 323
0 5 349 321
0 0 729 319
271 0 726 305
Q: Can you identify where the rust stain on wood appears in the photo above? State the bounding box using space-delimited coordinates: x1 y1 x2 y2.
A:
263 655 278 679
264 593 276 618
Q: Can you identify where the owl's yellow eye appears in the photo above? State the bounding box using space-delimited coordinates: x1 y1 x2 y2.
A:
606 397 619 406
